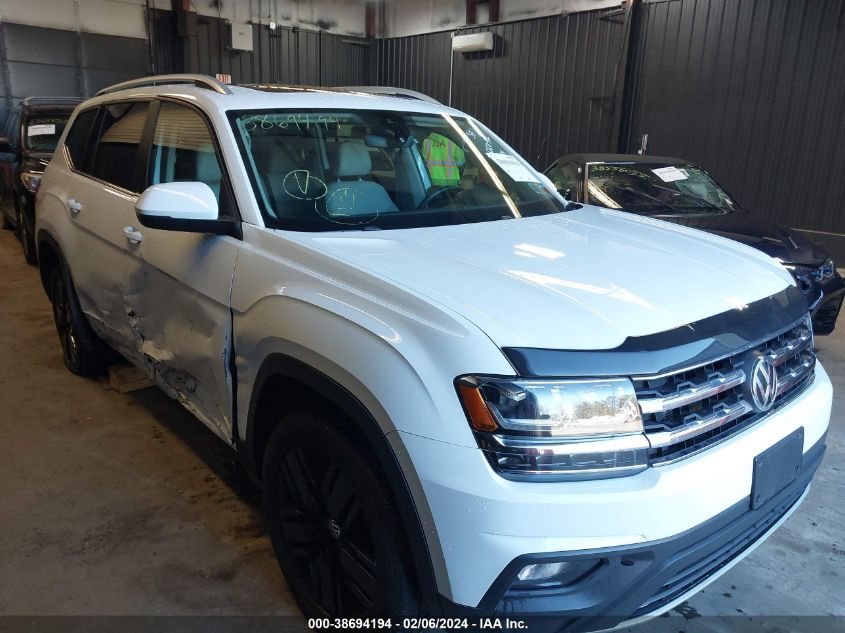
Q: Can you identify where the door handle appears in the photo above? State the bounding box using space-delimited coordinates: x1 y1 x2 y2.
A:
67 198 82 215
122 225 143 244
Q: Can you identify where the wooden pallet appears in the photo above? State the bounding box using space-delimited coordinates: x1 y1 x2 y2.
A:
108 363 153 393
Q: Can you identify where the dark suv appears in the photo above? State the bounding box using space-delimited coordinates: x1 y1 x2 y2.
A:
0 97 82 264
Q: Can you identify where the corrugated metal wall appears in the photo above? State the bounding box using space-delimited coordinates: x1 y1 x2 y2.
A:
150 10 369 87
1 2 840 240
374 9 629 169
0 21 148 121
374 30 453 104
626 0 845 235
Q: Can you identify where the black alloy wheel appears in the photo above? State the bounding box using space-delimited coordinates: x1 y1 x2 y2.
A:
51 268 82 371
262 412 419 618
278 444 378 614
48 262 112 376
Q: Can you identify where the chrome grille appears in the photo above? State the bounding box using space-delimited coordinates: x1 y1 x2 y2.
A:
634 316 815 465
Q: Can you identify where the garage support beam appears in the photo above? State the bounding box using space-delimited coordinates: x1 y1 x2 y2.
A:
173 0 198 74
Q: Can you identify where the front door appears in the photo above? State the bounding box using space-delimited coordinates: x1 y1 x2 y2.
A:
125 100 242 441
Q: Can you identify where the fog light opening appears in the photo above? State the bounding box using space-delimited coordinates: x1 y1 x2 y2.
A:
513 558 603 590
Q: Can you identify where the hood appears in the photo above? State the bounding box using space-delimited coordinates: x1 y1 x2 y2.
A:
648 209 827 266
293 207 795 351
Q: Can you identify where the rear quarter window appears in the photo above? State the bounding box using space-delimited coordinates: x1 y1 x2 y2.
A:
64 108 99 171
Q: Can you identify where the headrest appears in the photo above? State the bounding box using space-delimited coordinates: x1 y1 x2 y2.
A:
336 143 372 178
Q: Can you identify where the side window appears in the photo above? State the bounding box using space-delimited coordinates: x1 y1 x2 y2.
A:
547 161 581 199
64 108 99 171
89 102 149 191
150 102 225 206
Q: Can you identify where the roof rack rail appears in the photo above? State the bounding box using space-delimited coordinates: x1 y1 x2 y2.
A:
22 96 85 105
339 86 442 105
96 74 233 97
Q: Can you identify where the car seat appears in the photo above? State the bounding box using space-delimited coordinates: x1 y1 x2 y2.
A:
325 142 398 216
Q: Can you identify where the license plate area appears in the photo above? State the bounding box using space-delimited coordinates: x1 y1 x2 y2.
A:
751 427 804 510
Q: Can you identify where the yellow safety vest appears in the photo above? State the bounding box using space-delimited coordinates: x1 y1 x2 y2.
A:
423 133 465 186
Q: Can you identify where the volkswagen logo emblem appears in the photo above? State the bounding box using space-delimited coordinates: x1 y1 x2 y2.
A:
328 519 342 539
745 353 779 412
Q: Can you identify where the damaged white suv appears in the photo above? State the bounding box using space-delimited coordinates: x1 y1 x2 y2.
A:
36 75 830 630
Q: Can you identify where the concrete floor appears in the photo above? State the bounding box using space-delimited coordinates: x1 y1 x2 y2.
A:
0 227 843 628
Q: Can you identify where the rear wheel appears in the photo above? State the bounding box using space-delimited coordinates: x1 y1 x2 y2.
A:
48 262 112 376
262 412 420 618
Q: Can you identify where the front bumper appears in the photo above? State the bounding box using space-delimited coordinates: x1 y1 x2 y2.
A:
438 433 824 632
398 362 831 623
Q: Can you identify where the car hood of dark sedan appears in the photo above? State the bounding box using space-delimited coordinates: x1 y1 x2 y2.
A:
648 209 827 267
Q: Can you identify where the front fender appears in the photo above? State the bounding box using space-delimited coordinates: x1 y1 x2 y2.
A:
231 225 515 448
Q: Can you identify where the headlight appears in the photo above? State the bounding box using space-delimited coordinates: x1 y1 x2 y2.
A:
819 258 835 279
456 376 649 480
21 171 42 193
788 258 836 283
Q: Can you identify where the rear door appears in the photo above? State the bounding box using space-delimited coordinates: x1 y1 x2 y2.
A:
124 99 242 441
55 100 151 352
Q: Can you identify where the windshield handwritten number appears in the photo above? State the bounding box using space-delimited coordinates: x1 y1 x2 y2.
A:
281 170 328 201
243 114 340 133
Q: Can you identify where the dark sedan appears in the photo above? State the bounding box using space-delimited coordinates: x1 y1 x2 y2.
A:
0 96 82 265
545 153 844 334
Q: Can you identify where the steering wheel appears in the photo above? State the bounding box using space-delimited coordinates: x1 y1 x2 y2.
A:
418 185 461 209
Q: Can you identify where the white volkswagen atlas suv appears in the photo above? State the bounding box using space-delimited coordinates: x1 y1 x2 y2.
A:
34 75 831 631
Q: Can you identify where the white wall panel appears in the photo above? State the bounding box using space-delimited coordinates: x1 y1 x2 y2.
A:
384 0 623 37
0 0 367 38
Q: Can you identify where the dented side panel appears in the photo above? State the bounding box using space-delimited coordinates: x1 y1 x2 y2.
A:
52 169 142 354
54 158 241 442
125 230 242 443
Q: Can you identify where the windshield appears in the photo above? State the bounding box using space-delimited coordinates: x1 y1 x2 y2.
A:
229 109 564 231
23 112 72 152
586 163 737 214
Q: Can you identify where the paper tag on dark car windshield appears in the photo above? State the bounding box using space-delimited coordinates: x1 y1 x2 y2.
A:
28 124 56 137
652 166 687 182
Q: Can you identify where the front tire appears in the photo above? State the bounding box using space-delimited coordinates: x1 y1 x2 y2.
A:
262 412 420 618
17 201 37 266
48 262 112 376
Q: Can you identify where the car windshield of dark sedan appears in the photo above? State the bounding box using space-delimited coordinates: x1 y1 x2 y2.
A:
587 162 737 214
230 109 565 231
24 113 71 152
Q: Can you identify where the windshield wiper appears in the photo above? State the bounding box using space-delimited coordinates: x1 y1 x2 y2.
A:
612 186 676 212
682 197 724 211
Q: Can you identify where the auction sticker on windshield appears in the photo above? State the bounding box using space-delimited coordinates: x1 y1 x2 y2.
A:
28 124 56 136
652 166 687 182
486 152 540 183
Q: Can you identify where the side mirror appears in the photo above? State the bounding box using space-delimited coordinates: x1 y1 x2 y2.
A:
0 136 14 153
135 182 238 236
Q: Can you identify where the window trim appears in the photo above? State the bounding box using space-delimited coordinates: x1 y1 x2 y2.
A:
62 106 99 175
145 96 242 223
